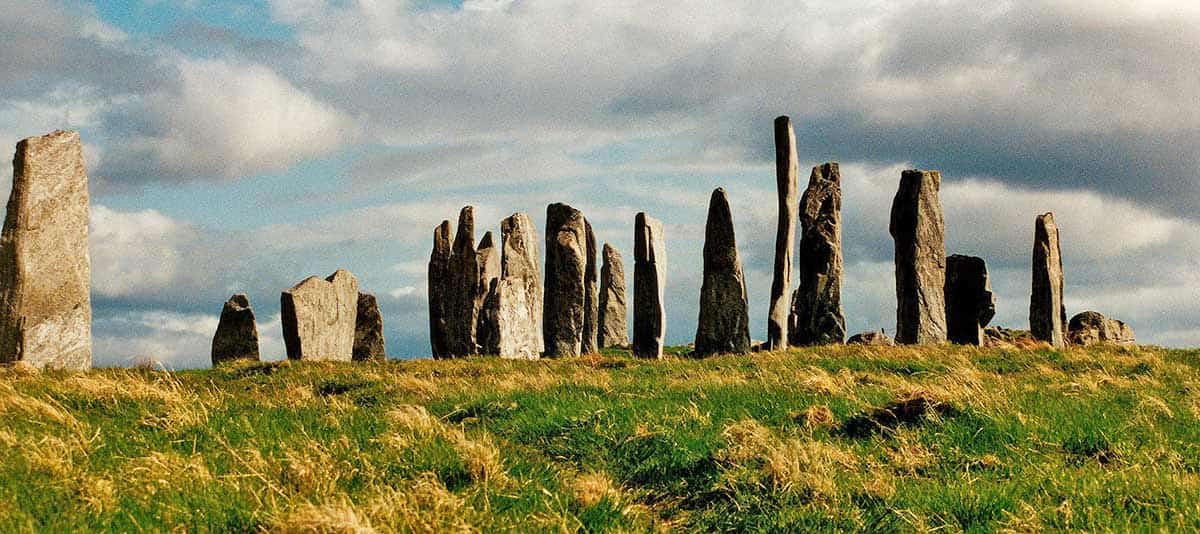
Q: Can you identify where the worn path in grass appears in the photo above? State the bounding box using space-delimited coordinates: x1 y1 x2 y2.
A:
2 344 1200 532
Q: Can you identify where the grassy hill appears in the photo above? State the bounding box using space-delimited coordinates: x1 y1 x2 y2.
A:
2 344 1200 532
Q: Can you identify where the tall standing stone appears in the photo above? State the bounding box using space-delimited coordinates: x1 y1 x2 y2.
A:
474 231 501 354
428 220 452 359
789 162 846 346
633 212 667 359
446 207 479 357
890 170 947 345
211 294 260 365
543 203 587 357
353 292 386 361
694 188 751 356
767 116 798 350
482 212 543 359
581 220 599 354
0 130 91 370
944 255 996 346
1030 213 1066 348
598 244 629 348
281 269 359 361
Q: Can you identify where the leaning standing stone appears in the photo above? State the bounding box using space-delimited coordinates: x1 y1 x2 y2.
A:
211 294 260 365
789 162 846 346
543 203 588 357
633 212 667 359
0 130 92 370
767 116 798 350
353 292 386 361
281 269 359 361
1030 213 1066 348
581 219 599 354
943 255 996 346
484 212 543 359
428 220 453 359
598 244 629 348
694 188 751 356
889 170 947 345
446 207 479 357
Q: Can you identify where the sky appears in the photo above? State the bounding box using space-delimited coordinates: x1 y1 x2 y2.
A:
1 0 1197 369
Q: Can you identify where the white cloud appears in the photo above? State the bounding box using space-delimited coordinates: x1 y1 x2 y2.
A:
389 286 420 298
93 310 219 369
89 205 196 297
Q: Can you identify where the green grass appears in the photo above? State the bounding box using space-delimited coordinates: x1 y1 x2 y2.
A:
2 344 1200 532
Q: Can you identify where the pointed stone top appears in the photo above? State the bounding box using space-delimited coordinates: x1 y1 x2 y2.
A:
326 268 356 283
602 242 619 259
227 294 251 309
478 230 495 250
812 162 841 182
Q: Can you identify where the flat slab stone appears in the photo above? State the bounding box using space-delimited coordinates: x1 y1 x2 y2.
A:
633 212 666 359
0 130 92 370
890 169 947 345
790 162 846 346
598 243 629 348
1030 212 1066 348
944 255 996 346
767 116 798 350
353 292 386 361
694 188 750 356
211 294 260 365
543 203 587 357
281 269 359 361
428 220 453 359
581 219 599 354
484 212 543 359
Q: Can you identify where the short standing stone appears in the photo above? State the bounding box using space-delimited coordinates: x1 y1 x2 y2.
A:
446 207 479 357
846 330 895 346
428 220 453 359
598 244 629 348
474 231 501 354
281 269 359 361
944 255 996 345
0 131 92 370
633 212 667 359
694 188 750 356
543 203 587 357
581 219 599 354
211 294 260 365
484 212 543 359
353 292 386 361
1068 311 1134 346
768 116 798 350
789 162 846 346
1030 213 1066 348
890 169 947 345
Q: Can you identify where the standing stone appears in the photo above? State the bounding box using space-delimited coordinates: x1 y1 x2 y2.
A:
0 131 91 370
543 203 587 357
483 212 543 359
281 269 359 361
633 213 667 359
789 162 846 346
944 255 996 346
446 207 479 357
694 188 751 356
1030 213 1066 349
1067 311 1134 346
581 220 599 354
767 116 798 350
890 170 947 345
598 244 629 348
428 220 452 359
474 231 501 354
353 292 386 361
211 294 260 365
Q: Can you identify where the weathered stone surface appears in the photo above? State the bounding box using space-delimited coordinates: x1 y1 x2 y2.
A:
353 292 386 361
633 212 666 359
768 116 798 350
944 255 996 346
482 212 543 359
474 231 501 354
281 269 359 361
1068 311 1135 346
1030 213 1066 349
598 244 629 348
211 294 259 365
789 162 845 346
0 131 92 370
428 220 452 359
890 170 947 345
694 188 750 356
445 207 479 357
581 219 599 354
847 330 895 346
543 203 587 357
984 327 1037 349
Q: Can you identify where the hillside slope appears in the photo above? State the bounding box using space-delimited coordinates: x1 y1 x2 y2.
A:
2 345 1199 532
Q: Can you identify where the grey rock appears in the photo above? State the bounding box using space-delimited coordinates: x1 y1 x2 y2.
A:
581 219 599 354
0 131 92 370
944 255 996 346
474 231 501 354
446 207 479 357
1030 213 1066 349
890 169 947 345
211 294 260 365
694 188 751 356
353 292 386 361
847 330 895 346
543 203 587 357
767 116 798 350
789 162 846 346
483 212 543 359
428 220 453 359
598 244 629 348
633 212 667 359
1068 311 1135 346
281 269 359 361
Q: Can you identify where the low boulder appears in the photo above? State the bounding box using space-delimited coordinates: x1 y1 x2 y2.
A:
847 330 895 346
1068 311 1135 346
